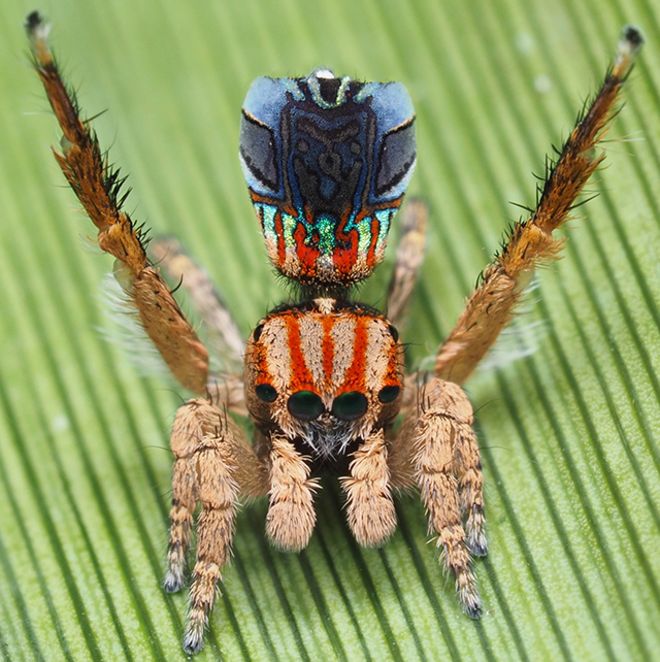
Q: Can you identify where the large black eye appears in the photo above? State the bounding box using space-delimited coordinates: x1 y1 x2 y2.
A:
387 324 399 342
253 323 265 342
332 392 368 421
378 385 400 404
288 391 325 421
256 384 278 402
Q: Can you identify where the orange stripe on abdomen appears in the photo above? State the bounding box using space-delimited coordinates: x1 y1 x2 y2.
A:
365 216 380 268
274 210 286 268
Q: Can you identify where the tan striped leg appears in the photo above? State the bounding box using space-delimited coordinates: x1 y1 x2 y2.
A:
386 198 428 328
435 27 643 384
390 377 483 616
165 397 268 654
150 236 245 370
164 454 196 594
341 428 397 547
454 417 487 556
27 13 208 393
266 433 319 551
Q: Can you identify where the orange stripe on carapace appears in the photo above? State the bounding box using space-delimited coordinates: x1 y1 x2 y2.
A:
285 313 315 391
293 207 321 277
384 337 403 387
254 331 271 385
341 315 368 392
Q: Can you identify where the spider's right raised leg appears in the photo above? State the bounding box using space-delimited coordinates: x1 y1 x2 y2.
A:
434 27 643 384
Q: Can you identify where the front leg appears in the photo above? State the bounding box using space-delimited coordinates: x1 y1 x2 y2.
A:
266 433 319 551
391 377 485 617
341 428 397 547
165 397 267 654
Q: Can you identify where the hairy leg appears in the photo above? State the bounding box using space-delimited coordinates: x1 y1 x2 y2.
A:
435 27 643 384
207 375 248 418
150 236 245 369
341 428 397 547
266 433 319 551
454 412 487 557
165 397 268 654
27 13 208 393
390 377 484 616
386 198 428 328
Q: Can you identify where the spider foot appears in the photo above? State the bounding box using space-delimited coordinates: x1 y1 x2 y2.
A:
434 524 483 620
344 484 397 548
163 564 186 594
350 499 397 548
620 25 644 55
466 533 488 558
466 504 488 557
183 561 220 655
459 583 483 620
454 564 482 619
165 501 192 593
182 618 206 656
25 10 49 38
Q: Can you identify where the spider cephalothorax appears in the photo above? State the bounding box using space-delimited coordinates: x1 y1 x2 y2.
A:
244 298 404 460
27 10 643 654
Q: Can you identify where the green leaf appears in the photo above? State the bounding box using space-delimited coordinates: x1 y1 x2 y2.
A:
1 1 658 660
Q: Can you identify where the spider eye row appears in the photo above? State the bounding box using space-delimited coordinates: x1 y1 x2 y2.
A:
255 384 400 420
332 392 368 420
288 390 324 420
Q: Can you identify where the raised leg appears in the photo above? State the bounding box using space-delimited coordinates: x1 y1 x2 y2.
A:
26 13 208 393
207 375 248 418
266 433 319 551
165 397 268 654
386 198 428 328
435 27 643 384
341 428 397 547
150 236 245 370
390 377 485 616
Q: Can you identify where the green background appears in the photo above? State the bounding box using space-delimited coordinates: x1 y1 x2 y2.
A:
1 0 658 660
